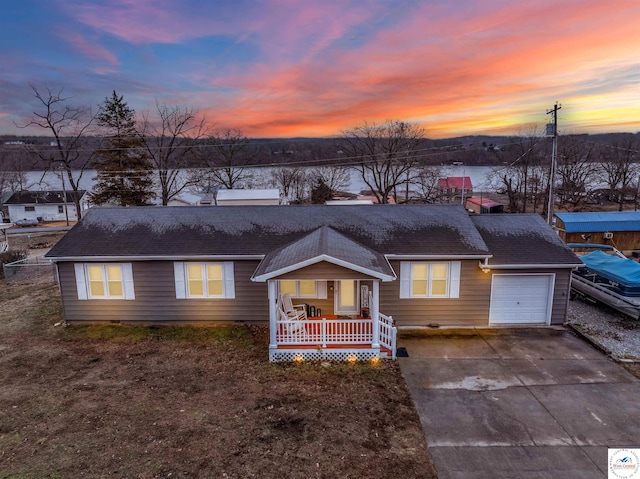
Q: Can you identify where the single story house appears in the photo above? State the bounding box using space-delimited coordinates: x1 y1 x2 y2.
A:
165 191 212 207
6 190 87 223
555 211 640 254
45 205 581 361
466 197 504 214
216 189 280 206
438 176 473 203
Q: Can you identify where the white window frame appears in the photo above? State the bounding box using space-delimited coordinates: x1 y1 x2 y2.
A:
399 261 460 299
74 263 135 300
173 262 235 299
278 280 327 299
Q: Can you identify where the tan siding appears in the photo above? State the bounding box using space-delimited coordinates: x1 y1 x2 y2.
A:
380 260 492 327
552 270 571 325
58 261 269 324
288 281 335 317
57 260 573 327
275 262 375 280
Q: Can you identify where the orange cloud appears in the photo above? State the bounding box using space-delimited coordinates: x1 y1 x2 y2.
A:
58 0 640 138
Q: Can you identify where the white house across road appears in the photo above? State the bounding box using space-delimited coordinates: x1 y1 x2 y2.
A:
5 190 87 223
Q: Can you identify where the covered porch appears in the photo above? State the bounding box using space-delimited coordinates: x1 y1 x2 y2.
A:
252 226 398 362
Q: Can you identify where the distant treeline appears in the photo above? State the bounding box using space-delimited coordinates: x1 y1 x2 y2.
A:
2 132 637 172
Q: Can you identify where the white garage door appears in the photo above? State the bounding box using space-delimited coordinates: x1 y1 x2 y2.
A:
489 274 554 325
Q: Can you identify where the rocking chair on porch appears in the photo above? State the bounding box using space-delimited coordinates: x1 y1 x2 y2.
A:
277 306 308 338
279 294 308 320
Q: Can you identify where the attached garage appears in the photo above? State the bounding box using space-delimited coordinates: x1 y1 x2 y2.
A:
489 274 555 325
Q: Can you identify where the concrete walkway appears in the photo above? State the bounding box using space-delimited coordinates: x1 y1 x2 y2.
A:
399 327 640 479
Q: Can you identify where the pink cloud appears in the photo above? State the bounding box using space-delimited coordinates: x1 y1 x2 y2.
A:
61 31 120 71
58 0 640 137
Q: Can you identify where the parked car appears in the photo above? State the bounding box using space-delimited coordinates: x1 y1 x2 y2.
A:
14 218 40 227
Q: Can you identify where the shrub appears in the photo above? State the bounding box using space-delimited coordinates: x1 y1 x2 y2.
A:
0 250 27 279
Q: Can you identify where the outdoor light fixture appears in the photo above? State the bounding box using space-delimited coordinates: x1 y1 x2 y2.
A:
479 259 491 273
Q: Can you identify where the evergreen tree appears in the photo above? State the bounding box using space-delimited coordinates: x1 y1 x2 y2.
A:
310 177 333 204
91 91 155 206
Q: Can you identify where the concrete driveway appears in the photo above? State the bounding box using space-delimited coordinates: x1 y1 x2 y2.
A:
399 327 640 479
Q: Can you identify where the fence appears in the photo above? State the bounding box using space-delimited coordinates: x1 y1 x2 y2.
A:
3 255 57 285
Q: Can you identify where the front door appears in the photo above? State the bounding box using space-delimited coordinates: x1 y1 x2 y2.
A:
335 280 358 314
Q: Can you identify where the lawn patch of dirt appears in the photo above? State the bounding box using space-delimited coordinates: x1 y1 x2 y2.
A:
0 284 436 479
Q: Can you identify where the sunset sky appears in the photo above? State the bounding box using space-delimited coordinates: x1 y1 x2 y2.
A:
1 0 639 138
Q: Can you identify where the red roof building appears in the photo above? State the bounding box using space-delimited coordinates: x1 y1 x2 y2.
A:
438 177 473 203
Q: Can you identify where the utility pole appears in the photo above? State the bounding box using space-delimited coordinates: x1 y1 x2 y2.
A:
546 102 561 225
58 165 70 227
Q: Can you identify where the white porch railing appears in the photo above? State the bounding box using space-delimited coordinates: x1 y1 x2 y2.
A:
276 318 373 346
275 313 397 359
378 313 397 359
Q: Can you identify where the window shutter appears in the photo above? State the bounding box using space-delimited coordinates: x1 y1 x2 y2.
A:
74 263 88 300
450 261 461 298
399 262 411 298
223 262 235 299
174 262 186 299
122 263 135 300
316 281 327 299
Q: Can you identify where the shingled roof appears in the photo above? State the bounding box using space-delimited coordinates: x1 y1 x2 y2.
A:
46 204 490 259
471 214 581 267
6 190 85 204
252 226 396 281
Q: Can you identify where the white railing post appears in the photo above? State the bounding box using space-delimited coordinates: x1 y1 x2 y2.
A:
268 281 278 350
322 317 327 348
371 281 380 349
391 322 397 359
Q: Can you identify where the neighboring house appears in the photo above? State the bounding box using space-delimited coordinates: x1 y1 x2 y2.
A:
6 190 87 222
466 197 504 214
45 205 581 361
325 199 373 205
438 176 473 203
166 191 212 207
555 211 640 254
216 189 280 206
356 195 396 204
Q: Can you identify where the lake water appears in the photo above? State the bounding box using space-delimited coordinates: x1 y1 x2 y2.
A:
18 165 499 197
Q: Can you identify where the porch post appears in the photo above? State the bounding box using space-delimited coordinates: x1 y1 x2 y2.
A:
371 280 380 349
268 280 278 351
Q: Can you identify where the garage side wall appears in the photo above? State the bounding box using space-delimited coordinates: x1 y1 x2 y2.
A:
509 268 572 325
56 260 268 324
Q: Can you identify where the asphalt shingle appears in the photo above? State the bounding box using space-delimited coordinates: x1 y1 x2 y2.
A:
46 204 490 259
472 214 581 266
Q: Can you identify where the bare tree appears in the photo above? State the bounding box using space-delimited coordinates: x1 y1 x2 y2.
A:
599 136 639 211
337 120 425 204
491 131 546 213
555 136 600 211
201 129 254 189
311 166 350 194
414 166 446 203
23 85 96 219
0 147 28 196
139 102 211 205
269 167 309 203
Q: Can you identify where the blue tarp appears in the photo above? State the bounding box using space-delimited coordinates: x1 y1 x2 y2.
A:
581 250 640 286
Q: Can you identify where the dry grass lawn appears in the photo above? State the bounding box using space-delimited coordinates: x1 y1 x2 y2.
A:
0 283 436 479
